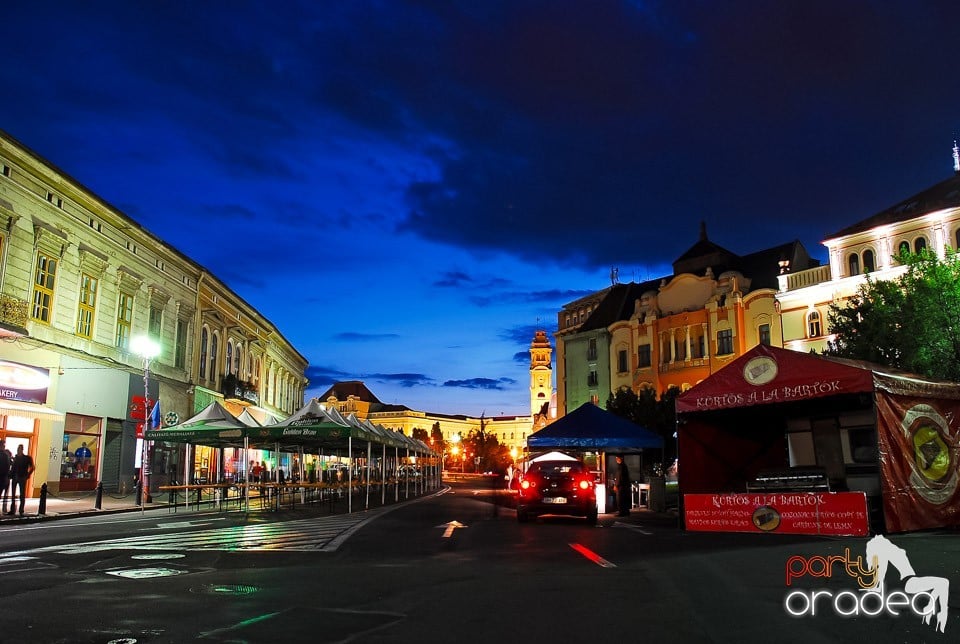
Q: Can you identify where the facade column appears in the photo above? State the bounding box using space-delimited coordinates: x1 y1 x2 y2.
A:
669 329 676 363
684 326 692 362
701 323 708 357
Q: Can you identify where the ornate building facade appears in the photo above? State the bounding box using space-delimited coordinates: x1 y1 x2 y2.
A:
556 224 817 413
0 130 307 496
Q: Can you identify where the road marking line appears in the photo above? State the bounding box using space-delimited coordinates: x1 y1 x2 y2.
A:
569 542 616 568
613 522 652 535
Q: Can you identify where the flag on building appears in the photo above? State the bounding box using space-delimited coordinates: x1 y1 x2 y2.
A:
149 400 161 429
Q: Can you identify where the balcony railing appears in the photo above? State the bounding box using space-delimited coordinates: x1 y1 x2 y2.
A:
0 294 29 333
779 264 832 292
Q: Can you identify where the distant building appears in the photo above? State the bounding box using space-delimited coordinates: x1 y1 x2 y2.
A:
777 149 960 351
317 330 555 456
556 223 818 413
0 129 307 496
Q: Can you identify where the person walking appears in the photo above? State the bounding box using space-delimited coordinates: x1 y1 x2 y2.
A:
9 444 34 517
0 440 11 514
615 455 631 517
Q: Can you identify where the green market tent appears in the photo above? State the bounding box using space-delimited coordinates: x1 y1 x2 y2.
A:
145 400 247 448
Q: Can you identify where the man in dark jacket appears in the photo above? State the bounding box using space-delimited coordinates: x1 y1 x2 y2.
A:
9 444 34 517
0 439 10 514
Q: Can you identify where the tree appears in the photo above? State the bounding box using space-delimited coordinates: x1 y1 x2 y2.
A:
825 249 960 381
605 385 679 463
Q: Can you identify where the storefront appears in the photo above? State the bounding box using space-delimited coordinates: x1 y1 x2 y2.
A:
59 413 103 491
675 344 960 534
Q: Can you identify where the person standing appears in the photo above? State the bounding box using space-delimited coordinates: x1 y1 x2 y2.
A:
0 440 11 514
615 455 631 517
9 444 34 517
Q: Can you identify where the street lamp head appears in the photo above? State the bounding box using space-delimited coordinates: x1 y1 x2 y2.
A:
131 335 161 359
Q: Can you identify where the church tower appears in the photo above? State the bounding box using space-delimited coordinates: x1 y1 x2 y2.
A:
529 329 553 419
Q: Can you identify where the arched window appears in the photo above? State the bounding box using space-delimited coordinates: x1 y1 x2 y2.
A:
955 228 960 249
807 310 822 338
234 343 242 376
226 342 233 375
915 237 927 253
898 241 910 256
199 328 208 379
848 253 860 277
210 332 219 383
862 249 875 273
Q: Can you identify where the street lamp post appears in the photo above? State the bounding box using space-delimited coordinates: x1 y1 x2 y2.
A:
132 335 160 506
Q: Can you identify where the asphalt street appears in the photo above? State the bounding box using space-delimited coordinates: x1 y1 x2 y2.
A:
0 480 955 643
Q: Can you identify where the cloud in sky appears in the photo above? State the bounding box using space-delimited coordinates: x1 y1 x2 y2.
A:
3 2 959 415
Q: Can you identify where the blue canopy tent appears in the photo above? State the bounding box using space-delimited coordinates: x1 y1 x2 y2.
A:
527 402 663 452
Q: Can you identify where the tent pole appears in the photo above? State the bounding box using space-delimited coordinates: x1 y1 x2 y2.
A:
348 437 352 514
395 446 399 502
183 443 191 511
243 436 249 514
405 447 410 499
365 440 372 510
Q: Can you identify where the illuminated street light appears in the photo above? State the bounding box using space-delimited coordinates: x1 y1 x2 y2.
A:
131 335 160 505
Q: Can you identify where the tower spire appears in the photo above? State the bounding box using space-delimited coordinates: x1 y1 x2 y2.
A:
953 140 959 174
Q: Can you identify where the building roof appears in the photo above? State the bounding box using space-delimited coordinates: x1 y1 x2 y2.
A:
317 381 383 405
828 172 960 239
577 281 658 333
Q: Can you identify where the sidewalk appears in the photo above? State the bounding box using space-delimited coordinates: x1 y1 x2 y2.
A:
0 490 161 524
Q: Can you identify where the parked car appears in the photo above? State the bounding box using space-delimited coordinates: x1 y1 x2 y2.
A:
516 459 597 524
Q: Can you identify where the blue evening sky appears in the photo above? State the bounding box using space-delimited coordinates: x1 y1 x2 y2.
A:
2 2 959 415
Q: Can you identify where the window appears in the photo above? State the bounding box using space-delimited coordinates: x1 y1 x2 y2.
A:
199 328 208 378
637 344 651 368
174 319 187 369
694 335 705 358
226 342 234 376
807 310 822 338
955 229 960 249
617 349 628 373
847 253 860 277
234 344 241 376
32 252 57 323
149 306 162 340
862 249 875 273
75 273 98 339
587 338 597 361
587 370 598 387
209 333 219 384
898 241 910 256
759 323 771 346
915 237 927 253
717 329 733 355
115 292 133 349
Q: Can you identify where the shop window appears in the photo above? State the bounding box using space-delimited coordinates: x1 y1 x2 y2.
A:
60 413 102 491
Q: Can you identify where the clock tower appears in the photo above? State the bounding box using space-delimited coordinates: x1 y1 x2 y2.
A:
529 329 553 419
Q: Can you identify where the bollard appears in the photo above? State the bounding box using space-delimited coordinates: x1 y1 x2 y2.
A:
38 482 48 515
136 480 143 506
95 482 103 510
168 483 175 506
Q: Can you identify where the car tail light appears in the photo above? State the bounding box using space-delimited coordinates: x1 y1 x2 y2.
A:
578 478 592 490
520 478 534 490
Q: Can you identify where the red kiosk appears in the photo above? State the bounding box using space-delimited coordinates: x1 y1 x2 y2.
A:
675 344 960 535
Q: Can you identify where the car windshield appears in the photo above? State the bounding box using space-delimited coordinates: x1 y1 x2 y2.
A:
531 462 584 476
